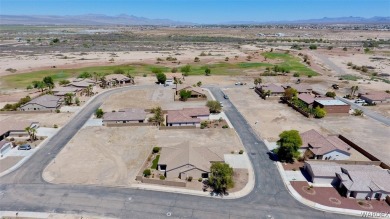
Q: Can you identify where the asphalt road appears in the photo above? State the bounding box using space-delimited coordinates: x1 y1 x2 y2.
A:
0 85 356 219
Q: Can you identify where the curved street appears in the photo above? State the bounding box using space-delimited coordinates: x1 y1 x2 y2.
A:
0 85 355 219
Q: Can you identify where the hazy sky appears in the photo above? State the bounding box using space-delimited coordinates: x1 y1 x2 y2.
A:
0 0 389 23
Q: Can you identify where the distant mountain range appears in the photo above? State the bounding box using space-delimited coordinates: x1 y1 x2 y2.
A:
0 14 193 25
224 16 390 25
0 14 389 25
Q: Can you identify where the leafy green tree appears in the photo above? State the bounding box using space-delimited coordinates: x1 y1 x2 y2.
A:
78 71 92 78
156 73 167 84
148 106 165 126
179 90 192 101
194 57 200 62
35 81 47 92
205 67 211 76
181 64 192 76
206 100 222 113
284 88 297 101
275 130 302 162
26 85 33 90
254 78 262 85
197 81 202 87
309 44 317 50
95 108 104 118
208 162 234 193
43 76 55 89
325 91 336 98
75 97 80 106
313 106 326 118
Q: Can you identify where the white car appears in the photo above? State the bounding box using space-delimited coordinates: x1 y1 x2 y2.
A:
219 102 224 107
355 99 365 104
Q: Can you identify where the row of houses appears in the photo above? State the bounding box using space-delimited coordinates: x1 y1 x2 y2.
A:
304 161 390 200
102 107 211 127
256 83 350 115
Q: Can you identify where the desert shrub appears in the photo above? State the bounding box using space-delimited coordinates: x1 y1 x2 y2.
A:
198 178 203 182
309 44 317 50
53 124 58 128
239 150 244 154
143 169 151 177
143 73 147 77
187 176 193 182
152 147 160 153
160 175 165 180
222 125 228 129
200 121 208 129
293 73 300 77
171 67 178 73
55 109 60 113
325 91 336 98
113 68 125 74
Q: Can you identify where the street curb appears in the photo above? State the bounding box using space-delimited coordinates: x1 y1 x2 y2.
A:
0 211 115 219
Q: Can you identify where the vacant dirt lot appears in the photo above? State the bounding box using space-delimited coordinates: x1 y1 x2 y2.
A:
43 126 244 187
101 86 211 112
43 126 158 186
225 87 390 165
0 112 73 128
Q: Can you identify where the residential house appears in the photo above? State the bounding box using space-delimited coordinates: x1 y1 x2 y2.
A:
19 95 62 111
255 83 285 97
304 161 390 200
313 99 350 114
0 118 39 141
282 84 313 94
52 86 83 97
300 129 351 160
157 141 224 179
67 80 95 89
297 93 332 108
166 107 210 127
0 140 13 157
165 73 184 86
104 74 133 87
336 165 390 200
176 85 207 99
103 108 146 125
359 91 390 104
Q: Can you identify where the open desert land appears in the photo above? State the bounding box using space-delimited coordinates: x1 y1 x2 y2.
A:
0 112 72 128
224 86 390 165
43 126 244 187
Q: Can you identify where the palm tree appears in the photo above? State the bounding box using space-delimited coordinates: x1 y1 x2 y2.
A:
101 76 107 89
25 127 32 141
350 86 359 98
64 93 74 105
86 85 93 96
30 127 37 141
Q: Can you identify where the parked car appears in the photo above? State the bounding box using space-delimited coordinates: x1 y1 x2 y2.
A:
355 99 365 104
332 84 339 90
18 144 31 150
223 94 229 99
235 82 240 85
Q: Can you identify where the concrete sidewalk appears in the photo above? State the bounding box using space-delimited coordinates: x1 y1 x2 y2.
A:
275 162 386 218
0 211 115 219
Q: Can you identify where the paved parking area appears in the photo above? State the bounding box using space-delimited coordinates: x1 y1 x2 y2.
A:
37 127 58 138
224 153 251 169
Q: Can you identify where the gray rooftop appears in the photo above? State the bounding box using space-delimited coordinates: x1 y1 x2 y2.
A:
315 99 348 106
103 108 146 122
22 95 62 108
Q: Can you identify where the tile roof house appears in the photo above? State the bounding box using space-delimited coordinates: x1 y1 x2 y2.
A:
166 107 210 127
67 79 95 88
19 95 62 111
0 118 39 141
304 161 390 200
255 83 285 97
104 74 133 86
359 91 390 104
297 93 332 106
300 129 351 160
157 141 224 179
52 86 83 96
103 108 146 125
175 85 207 99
